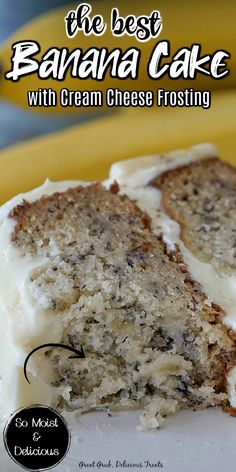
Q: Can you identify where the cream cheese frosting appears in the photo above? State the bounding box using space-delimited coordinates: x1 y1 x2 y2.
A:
0 143 235 423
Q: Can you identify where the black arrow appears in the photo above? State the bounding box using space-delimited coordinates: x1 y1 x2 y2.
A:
24 343 85 384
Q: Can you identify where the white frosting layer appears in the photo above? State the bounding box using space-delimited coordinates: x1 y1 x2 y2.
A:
0 143 235 422
109 143 217 187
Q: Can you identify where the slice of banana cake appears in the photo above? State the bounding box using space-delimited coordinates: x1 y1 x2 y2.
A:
9 182 236 430
151 157 236 273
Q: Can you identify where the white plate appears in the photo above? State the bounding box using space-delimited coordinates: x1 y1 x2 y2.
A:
1 408 236 472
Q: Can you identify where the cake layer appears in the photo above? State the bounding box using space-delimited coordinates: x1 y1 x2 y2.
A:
152 157 236 273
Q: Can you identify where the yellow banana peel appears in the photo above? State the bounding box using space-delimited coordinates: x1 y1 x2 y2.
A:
0 89 235 203
0 0 235 112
